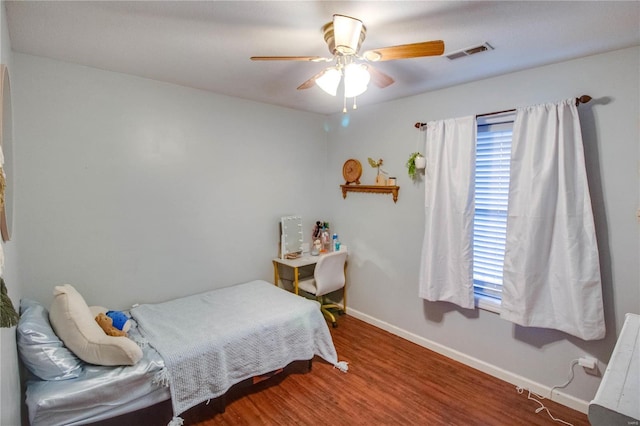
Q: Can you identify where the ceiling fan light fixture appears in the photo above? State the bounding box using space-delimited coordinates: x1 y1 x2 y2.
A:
323 14 366 55
333 15 363 54
316 67 341 96
344 63 370 98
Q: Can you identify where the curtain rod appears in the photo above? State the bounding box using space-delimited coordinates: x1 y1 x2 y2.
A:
413 95 592 129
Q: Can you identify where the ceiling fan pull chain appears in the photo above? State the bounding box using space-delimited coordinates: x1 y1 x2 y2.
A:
343 93 347 113
353 96 358 110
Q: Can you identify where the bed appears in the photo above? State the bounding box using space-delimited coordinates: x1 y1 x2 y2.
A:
17 280 346 426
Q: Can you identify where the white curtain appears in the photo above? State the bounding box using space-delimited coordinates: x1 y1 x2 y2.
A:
501 99 605 340
419 116 476 309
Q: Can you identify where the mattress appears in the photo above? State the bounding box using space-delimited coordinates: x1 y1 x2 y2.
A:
131 279 342 422
23 280 344 426
25 324 169 426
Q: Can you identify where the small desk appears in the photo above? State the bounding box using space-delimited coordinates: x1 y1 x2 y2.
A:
272 255 319 295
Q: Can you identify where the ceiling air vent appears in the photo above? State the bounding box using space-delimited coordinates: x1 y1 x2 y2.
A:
446 42 493 60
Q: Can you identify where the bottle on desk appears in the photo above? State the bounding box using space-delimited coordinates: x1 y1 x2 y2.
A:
311 239 321 256
320 223 331 253
332 233 341 252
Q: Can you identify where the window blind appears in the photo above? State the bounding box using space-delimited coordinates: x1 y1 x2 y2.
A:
473 119 513 301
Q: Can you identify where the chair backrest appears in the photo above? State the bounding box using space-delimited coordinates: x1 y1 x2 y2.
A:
313 251 348 296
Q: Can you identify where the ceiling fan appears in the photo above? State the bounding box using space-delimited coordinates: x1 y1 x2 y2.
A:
251 14 444 110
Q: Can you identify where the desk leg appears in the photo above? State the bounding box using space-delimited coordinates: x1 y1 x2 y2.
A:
293 267 299 295
273 261 279 288
343 262 347 314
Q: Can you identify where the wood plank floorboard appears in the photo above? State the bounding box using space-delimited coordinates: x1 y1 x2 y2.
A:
95 315 590 426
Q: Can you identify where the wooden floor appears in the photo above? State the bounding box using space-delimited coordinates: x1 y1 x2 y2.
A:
97 315 590 426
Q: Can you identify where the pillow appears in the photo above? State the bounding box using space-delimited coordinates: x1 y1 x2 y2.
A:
48 284 142 366
16 299 83 380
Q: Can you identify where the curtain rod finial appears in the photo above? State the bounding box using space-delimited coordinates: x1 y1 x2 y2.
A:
578 95 592 105
414 122 426 129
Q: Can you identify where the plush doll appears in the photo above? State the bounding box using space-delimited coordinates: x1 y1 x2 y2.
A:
95 313 127 337
106 310 131 332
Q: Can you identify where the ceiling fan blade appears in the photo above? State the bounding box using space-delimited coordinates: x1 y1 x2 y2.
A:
363 64 395 88
297 69 328 90
363 40 445 61
250 56 327 62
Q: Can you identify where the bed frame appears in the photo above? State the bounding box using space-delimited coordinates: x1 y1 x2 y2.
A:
20 280 339 426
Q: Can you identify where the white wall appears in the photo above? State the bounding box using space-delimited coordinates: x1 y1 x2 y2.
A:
12 53 329 309
0 1 21 424
326 46 639 409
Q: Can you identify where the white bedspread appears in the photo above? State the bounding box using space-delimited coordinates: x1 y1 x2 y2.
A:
131 280 343 422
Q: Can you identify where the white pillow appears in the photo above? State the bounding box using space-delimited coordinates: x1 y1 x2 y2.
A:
48 284 142 366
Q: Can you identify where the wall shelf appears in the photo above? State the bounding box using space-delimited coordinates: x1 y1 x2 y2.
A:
340 185 400 203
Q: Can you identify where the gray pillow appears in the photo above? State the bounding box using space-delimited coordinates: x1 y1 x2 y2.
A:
17 298 83 380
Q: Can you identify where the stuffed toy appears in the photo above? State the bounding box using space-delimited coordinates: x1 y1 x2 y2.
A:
106 310 131 332
95 313 127 337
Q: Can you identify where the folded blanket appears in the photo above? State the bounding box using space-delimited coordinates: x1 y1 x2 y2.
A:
131 280 346 425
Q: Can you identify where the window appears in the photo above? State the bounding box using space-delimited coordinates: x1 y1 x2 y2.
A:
473 114 514 309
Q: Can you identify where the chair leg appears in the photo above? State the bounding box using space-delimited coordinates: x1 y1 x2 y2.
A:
318 296 339 327
337 288 346 315
342 275 347 315
321 306 338 327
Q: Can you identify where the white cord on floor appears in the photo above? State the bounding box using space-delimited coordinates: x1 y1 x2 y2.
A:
516 387 574 426
515 358 579 426
550 359 580 398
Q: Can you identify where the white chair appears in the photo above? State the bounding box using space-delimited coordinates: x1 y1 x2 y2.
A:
297 251 347 328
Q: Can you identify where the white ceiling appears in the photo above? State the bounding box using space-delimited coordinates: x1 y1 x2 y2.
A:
4 1 640 115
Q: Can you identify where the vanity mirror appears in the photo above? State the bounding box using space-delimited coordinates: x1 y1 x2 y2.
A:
280 215 303 259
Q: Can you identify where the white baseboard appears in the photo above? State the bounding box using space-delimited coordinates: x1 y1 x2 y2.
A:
346 308 589 414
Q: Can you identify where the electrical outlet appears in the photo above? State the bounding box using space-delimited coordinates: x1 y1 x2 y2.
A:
579 356 597 371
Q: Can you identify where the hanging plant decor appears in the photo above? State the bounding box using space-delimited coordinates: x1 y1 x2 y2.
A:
406 152 425 180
